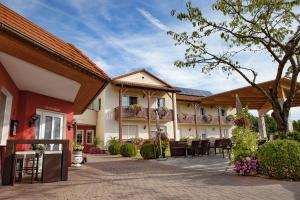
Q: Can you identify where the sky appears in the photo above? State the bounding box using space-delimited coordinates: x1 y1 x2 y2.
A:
1 0 300 119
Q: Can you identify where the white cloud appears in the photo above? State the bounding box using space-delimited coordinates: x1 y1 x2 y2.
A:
137 8 170 31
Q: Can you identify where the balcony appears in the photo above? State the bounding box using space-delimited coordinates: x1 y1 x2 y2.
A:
177 114 195 124
115 106 173 121
177 114 234 126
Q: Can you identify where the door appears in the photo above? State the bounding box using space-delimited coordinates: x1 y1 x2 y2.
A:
37 110 64 150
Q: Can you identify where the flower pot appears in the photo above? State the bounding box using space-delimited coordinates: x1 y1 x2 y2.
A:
72 151 83 167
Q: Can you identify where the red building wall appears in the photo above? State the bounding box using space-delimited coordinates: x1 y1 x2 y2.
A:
0 62 74 166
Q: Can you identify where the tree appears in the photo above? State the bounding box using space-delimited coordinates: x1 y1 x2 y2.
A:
168 0 300 136
293 119 300 131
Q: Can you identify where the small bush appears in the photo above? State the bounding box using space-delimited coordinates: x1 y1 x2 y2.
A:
231 127 258 162
108 142 121 155
120 143 137 157
258 140 300 180
140 143 156 159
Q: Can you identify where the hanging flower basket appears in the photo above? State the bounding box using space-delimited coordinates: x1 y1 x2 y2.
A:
158 106 169 118
226 115 234 122
178 113 188 121
128 104 142 116
202 114 212 123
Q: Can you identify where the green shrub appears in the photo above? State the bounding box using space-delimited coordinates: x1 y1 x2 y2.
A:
179 137 188 142
120 143 137 157
257 140 300 180
108 142 121 155
231 127 258 162
287 131 300 142
140 143 156 159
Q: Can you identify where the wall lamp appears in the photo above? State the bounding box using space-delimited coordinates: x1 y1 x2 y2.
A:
28 114 39 127
68 119 77 131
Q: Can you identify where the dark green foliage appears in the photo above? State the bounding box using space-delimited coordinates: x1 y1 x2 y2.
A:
264 114 277 135
140 143 156 159
286 132 300 142
257 140 300 180
293 120 300 132
120 143 137 157
108 142 121 155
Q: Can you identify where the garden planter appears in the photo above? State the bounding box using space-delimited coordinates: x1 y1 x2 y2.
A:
72 151 83 167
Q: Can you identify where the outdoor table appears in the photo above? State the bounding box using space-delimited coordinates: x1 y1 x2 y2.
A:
2 139 69 186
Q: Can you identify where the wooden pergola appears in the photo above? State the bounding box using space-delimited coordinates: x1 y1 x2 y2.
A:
200 78 300 137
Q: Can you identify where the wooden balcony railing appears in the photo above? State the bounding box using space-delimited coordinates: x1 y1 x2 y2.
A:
115 106 148 120
150 108 173 121
115 106 173 121
177 114 235 126
177 114 195 124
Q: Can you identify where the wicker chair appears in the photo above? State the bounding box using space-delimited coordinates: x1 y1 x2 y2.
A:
191 140 200 156
214 139 223 155
170 141 188 157
199 140 210 156
221 139 232 159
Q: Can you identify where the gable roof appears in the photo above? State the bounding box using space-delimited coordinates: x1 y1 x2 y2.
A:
0 3 109 80
112 69 177 91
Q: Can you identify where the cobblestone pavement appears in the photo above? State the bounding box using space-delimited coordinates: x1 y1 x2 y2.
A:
0 154 299 200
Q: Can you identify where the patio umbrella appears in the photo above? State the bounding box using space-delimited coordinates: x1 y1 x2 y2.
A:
235 94 243 114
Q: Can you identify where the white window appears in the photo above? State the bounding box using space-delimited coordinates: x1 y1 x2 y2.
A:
157 98 165 108
122 125 138 139
122 96 138 107
0 87 13 145
76 130 84 144
223 129 229 138
36 110 65 150
200 129 207 139
86 130 94 144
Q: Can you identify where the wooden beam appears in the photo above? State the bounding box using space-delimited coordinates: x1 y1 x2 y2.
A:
194 103 198 138
217 106 222 138
147 90 151 139
119 87 123 141
172 92 176 141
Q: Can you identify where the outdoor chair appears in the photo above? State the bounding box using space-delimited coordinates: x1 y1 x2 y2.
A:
12 151 37 185
170 141 188 157
221 139 232 159
214 139 223 155
199 140 210 156
191 140 200 156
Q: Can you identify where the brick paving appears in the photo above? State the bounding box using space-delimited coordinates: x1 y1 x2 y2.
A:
0 154 299 200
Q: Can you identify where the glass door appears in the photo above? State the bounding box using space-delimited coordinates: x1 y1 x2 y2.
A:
37 110 64 150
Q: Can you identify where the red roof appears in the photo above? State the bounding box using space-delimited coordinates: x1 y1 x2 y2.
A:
0 3 109 79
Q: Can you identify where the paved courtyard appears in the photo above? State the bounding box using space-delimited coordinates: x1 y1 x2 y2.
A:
0 154 299 200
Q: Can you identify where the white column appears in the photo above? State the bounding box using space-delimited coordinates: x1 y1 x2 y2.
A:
258 114 267 138
288 112 293 132
257 109 268 139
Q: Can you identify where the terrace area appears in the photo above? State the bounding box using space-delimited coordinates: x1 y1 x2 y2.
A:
1 154 299 200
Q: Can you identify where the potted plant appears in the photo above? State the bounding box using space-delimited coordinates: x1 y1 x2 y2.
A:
72 141 84 167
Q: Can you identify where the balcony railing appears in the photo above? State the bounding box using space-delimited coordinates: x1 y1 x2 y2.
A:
115 106 173 121
177 114 234 126
177 114 195 124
